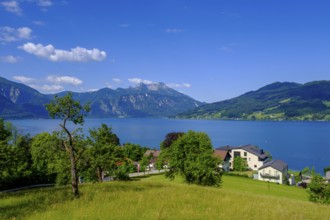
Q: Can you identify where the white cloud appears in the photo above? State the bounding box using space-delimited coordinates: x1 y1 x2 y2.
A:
46 76 83 85
37 0 53 7
12 75 81 93
17 27 32 39
1 55 20 63
13 75 35 83
88 88 98 92
40 84 64 93
128 78 154 85
19 42 107 62
33 20 46 26
113 78 121 83
0 26 32 42
165 28 183 33
167 83 191 88
1 1 22 15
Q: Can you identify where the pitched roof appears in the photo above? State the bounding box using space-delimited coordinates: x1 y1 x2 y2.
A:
259 159 288 172
213 149 230 160
144 150 161 157
216 144 268 160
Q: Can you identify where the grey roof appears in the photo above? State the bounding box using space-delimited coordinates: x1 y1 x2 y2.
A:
259 159 288 172
216 144 268 160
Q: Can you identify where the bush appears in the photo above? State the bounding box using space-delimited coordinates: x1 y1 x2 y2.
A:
308 174 330 204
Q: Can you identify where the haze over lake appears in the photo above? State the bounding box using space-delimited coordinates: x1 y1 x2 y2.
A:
10 118 330 173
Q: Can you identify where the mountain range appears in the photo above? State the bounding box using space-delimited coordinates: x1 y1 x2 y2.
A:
0 76 202 119
177 81 330 121
2 76 330 121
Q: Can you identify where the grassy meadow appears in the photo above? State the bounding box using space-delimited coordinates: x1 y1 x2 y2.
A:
1 174 329 220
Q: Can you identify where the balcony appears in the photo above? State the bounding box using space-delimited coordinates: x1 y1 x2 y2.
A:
260 173 280 180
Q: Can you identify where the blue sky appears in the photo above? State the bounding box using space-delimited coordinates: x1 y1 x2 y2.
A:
1 0 330 103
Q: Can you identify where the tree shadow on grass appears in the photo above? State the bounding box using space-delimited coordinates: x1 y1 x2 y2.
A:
130 172 165 181
0 176 167 219
0 187 73 220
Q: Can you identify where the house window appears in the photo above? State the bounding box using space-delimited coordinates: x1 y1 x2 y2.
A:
244 152 247 157
234 151 241 158
249 158 251 161
254 165 257 168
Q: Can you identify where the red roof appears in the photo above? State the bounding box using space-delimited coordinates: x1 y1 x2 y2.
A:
213 150 229 160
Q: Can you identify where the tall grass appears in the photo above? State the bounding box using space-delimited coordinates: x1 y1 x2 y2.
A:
1 174 329 220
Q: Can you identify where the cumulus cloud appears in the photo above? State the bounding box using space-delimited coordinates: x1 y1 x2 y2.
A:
11 74 83 93
46 76 83 85
0 26 32 42
13 75 35 83
19 42 107 62
128 78 154 85
1 55 20 63
1 1 22 15
167 83 191 88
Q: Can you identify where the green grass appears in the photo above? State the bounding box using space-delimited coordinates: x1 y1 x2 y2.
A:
1 174 329 220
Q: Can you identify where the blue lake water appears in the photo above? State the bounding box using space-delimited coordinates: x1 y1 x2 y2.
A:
9 118 330 173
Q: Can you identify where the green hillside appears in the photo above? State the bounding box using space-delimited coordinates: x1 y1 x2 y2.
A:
177 81 330 121
1 174 329 220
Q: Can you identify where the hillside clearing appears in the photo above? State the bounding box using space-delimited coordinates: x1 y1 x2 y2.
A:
1 174 329 220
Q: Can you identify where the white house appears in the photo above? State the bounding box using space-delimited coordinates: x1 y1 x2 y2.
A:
258 160 288 184
326 170 330 181
217 145 269 171
213 149 231 171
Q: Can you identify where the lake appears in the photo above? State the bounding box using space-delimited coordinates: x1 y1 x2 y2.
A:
9 118 330 173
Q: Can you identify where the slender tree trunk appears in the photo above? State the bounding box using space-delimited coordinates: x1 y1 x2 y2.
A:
97 166 103 182
70 147 79 197
61 121 79 197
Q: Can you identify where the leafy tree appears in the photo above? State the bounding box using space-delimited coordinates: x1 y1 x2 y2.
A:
0 119 11 142
0 120 39 190
155 154 165 171
301 166 316 177
139 156 149 174
0 119 12 183
45 92 90 197
114 159 134 181
233 156 247 171
0 141 15 189
165 130 222 187
86 124 120 182
122 143 148 162
31 132 69 185
160 132 185 150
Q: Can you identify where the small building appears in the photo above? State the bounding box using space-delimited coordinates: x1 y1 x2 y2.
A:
258 160 288 184
144 150 161 170
326 170 330 181
217 145 269 171
213 149 231 171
